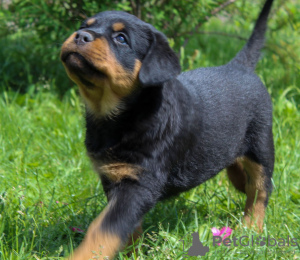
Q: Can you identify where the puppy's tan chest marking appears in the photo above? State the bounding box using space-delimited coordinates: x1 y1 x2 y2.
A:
81 58 141 118
91 160 143 182
78 79 121 118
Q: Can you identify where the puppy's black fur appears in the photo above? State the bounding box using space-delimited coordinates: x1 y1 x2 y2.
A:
61 0 275 259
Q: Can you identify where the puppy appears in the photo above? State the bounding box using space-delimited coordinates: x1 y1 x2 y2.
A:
61 0 274 259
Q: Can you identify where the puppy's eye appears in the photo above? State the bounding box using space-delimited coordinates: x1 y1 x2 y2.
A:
114 34 128 45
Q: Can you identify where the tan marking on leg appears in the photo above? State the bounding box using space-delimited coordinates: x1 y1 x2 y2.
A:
239 157 266 232
90 160 143 182
86 18 96 26
244 189 267 232
226 160 246 193
112 22 125 31
69 201 121 260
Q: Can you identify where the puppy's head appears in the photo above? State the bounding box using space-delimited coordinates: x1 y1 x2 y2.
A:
61 11 181 117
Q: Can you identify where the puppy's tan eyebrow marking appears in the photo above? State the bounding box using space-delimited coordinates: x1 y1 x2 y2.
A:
112 22 125 31
86 18 96 26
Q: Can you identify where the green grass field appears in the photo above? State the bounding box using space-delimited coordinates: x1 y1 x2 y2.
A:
1 15 300 260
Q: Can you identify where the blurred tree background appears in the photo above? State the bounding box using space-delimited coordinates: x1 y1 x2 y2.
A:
0 0 299 96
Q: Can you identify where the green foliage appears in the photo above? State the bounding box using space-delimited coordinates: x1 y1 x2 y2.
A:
0 0 132 94
1 0 298 95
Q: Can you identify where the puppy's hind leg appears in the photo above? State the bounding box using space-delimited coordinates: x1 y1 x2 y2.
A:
226 160 247 193
242 156 273 232
242 125 274 232
227 156 273 232
227 122 274 232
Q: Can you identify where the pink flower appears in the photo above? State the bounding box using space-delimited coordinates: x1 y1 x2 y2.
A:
211 226 232 245
69 226 85 233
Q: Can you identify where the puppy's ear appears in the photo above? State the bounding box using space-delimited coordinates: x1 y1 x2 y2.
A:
139 31 181 87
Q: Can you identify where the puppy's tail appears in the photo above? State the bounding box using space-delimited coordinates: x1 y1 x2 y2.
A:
230 0 274 70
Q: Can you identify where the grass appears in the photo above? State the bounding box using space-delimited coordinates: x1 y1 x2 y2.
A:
1 14 300 260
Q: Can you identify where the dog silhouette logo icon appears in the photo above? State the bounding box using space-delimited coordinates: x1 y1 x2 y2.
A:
180 232 209 257
188 232 210 256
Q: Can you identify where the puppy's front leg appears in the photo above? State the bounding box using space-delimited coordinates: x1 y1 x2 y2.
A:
69 181 157 260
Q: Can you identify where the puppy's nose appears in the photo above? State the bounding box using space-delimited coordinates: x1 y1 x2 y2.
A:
74 31 94 45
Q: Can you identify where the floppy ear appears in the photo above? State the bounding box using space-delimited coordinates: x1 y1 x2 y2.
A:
139 31 181 87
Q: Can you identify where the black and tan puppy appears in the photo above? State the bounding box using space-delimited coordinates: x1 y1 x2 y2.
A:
61 0 274 259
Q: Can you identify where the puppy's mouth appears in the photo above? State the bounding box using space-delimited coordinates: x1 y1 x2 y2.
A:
61 51 106 87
